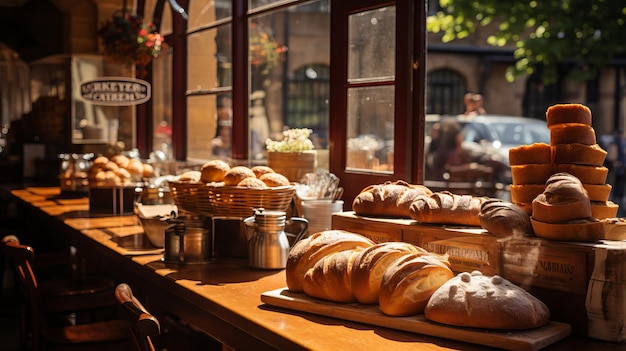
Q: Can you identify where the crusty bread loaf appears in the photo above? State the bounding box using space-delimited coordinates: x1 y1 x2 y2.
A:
302 248 364 303
259 172 290 187
550 124 596 145
351 242 427 304
478 199 532 237
509 143 551 166
554 164 608 185
552 143 607 166
409 191 486 227
546 103 592 128
200 160 230 183
352 180 432 218
425 271 550 330
285 230 375 292
223 166 256 186
379 253 453 316
511 164 554 185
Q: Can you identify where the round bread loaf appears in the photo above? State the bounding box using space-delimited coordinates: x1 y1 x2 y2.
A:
285 230 375 292
509 143 551 166
531 172 592 223
479 199 532 237
223 166 256 186
111 154 130 169
550 124 596 145
352 181 432 219
251 165 275 178
511 164 554 185
237 177 267 188
302 248 364 303
378 253 453 317
552 143 607 166
351 242 427 304
425 271 550 330
142 163 155 178
554 164 608 185
200 160 230 183
259 172 290 187
546 103 592 128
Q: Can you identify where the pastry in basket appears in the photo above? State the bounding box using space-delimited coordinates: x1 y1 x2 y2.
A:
251 165 275 178
177 171 202 183
425 271 550 330
224 166 256 186
259 172 290 187
200 160 230 183
237 177 267 188
352 180 432 219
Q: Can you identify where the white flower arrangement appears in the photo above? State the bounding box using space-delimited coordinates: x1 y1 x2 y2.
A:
265 128 314 152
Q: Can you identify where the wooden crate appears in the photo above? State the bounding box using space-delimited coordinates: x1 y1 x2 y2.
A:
331 212 626 340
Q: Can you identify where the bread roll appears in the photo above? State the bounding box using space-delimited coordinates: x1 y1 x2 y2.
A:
531 172 592 223
509 143 551 166
111 154 130 169
554 164 608 185
237 177 267 188
251 165 275 178
550 124 596 145
302 248 363 303
583 184 612 202
425 271 550 330
259 172 290 187
178 171 202 183
510 184 545 205
531 218 604 242
409 191 486 227
546 103 592 128
351 242 427 304
379 253 453 316
552 143 607 166
223 166 256 186
200 160 230 183
479 199 532 237
352 181 432 219
285 230 375 292
511 164 554 185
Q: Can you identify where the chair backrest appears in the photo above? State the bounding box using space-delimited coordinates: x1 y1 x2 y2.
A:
1 235 44 350
115 283 160 351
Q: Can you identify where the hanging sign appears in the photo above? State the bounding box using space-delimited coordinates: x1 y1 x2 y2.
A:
79 77 151 106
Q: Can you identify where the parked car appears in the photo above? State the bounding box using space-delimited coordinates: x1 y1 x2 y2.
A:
424 114 551 198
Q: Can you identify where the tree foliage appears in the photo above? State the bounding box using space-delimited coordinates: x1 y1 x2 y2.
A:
427 0 626 84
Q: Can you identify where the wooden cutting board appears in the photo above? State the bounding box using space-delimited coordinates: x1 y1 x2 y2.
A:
261 288 571 351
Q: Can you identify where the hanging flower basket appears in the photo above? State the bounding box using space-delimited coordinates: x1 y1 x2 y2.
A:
98 11 163 69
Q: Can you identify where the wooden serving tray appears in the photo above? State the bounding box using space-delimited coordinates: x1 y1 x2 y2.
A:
261 288 571 351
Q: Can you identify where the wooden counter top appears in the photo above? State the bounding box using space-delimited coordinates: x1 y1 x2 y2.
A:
6 186 626 351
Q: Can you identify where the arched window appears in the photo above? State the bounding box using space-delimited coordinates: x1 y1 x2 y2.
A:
427 68 466 115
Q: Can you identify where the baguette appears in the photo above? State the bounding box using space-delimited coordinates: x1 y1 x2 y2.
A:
351 242 427 304
379 253 453 316
285 230 374 292
352 180 432 218
409 191 486 227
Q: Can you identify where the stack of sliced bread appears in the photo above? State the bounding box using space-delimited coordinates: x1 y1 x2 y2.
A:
509 103 617 219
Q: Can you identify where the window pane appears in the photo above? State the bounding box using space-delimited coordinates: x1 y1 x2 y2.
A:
189 0 231 31
187 25 232 91
348 6 396 82
249 0 330 165
346 86 394 172
152 49 173 158
188 95 223 160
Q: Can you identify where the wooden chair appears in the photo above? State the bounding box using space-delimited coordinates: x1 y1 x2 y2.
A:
115 283 161 351
1 235 134 351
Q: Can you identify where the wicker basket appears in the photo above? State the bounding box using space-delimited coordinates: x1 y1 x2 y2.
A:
209 185 296 218
168 181 214 216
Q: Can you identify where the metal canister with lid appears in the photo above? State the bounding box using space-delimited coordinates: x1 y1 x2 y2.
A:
163 215 212 264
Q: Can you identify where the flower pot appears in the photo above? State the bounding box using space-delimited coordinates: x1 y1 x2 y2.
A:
267 150 317 182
